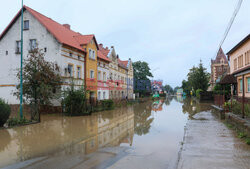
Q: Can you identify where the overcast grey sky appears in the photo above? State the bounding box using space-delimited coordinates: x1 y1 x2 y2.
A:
1 0 249 87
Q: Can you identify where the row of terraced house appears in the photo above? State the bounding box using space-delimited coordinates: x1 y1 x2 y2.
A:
0 6 134 105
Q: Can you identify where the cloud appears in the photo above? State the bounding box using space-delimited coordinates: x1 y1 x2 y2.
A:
1 0 249 88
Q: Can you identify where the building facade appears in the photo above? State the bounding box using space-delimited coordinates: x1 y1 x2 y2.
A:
0 6 134 105
107 46 133 100
97 44 110 100
74 34 99 102
227 34 250 99
210 48 229 89
0 6 86 105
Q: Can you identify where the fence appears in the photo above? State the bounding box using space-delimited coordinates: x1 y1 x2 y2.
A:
214 94 225 107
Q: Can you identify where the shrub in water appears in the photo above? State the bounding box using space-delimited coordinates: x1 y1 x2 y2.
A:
0 99 11 127
62 87 87 116
101 99 114 110
7 117 31 127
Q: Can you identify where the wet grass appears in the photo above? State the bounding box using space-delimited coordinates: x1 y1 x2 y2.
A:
224 121 250 146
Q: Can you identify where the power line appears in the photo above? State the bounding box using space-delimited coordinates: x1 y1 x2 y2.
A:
216 0 243 55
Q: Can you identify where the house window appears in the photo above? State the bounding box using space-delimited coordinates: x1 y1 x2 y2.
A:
29 39 37 51
68 64 73 77
44 47 47 52
98 92 101 100
103 72 106 82
77 66 81 79
16 41 21 53
234 59 237 70
69 52 73 57
103 92 106 99
6 51 8 55
98 71 101 80
89 49 92 59
248 77 250 92
238 55 243 68
92 51 95 59
90 70 94 79
24 20 29 30
246 51 250 65
78 55 80 60
240 79 242 92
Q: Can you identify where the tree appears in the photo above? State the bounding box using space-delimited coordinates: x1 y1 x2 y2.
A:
186 60 210 92
164 84 174 94
133 61 153 95
182 80 192 96
133 61 153 80
14 48 62 121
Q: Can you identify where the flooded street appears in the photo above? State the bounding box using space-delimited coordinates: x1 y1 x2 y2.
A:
0 97 250 169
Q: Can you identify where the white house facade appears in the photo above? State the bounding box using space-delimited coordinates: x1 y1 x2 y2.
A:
0 6 86 105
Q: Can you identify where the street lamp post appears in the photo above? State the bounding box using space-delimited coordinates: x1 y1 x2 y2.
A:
20 0 24 119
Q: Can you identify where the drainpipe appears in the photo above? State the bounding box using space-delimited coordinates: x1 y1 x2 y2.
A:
127 70 128 99
242 74 245 118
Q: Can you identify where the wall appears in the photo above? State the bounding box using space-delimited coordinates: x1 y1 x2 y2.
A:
229 40 250 74
97 59 110 100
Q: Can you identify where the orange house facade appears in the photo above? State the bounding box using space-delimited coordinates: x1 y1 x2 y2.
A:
227 34 250 99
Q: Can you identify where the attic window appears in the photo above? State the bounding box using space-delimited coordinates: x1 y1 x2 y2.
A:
69 52 73 57
24 20 29 30
6 51 8 55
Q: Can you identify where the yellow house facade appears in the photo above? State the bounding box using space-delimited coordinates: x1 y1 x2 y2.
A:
75 34 99 101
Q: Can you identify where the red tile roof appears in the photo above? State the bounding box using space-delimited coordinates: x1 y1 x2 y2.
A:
73 34 99 49
118 58 128 69
97 50 110 62
98 44 110 57
0 6 94 53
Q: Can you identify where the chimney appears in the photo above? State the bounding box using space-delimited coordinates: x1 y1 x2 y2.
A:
63 24 70 30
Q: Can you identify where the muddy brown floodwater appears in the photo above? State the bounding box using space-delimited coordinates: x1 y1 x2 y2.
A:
0 97 249 169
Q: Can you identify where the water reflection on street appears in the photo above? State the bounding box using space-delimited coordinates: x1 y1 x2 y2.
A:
0 97 191 169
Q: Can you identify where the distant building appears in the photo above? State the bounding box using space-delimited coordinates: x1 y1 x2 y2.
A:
210 48 229 90
151 80 163 94
177 88 183 95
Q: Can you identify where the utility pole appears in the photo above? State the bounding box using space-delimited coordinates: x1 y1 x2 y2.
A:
20 0 24 119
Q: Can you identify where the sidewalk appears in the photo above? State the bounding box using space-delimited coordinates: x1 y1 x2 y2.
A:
177 110 250 169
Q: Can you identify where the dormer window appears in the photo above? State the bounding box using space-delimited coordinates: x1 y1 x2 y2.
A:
24 20 29 30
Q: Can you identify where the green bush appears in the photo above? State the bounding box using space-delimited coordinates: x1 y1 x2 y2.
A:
159 93 166 97
62 88 88 116
101 99 114 110
196 89 203 99
227 100 250 117
7 117 31 127
0 99 11 127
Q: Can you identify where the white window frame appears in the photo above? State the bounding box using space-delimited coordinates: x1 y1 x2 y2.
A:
24 20 29 30
16 41 21 53
90 70 95 79
30 39 37 51
77 66 81 79
98 71 101 80
103 92 106 99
